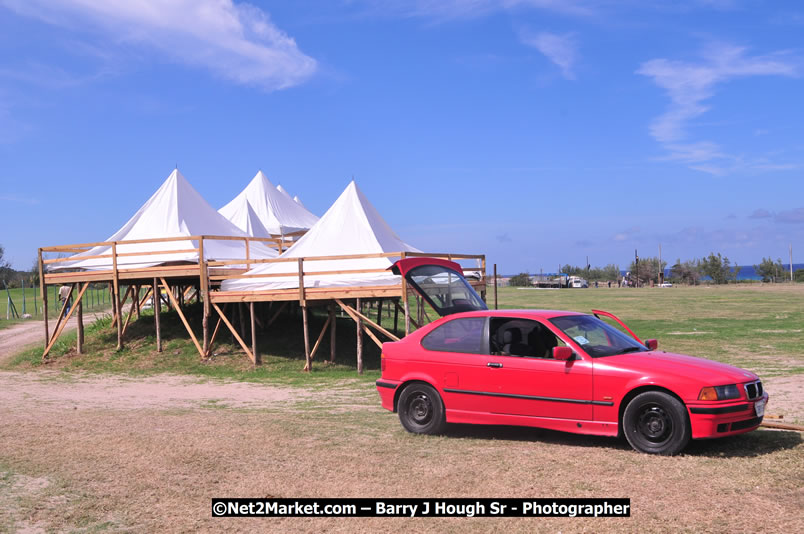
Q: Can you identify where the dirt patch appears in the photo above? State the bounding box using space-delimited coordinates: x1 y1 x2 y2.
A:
764 374 804 425
0 371 311 410
0 309 112 364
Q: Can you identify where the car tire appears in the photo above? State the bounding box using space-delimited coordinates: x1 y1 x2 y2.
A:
398 383 446 435
622 391 690 455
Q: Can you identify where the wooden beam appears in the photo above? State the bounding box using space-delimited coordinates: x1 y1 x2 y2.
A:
76 295 84 355
112 243 122 350
121 286 138 338
356 298 363 374
302 305 312 372
250 302 260 365
395 300 419 331
329 301 336 363
160 277 205 359
310 315 331 360
267 301 288 327
208 308 224 356
42 282 89 359
211 302 255 364
153 278 162 353
335 299 400 342
38 248 48 347
49 282 75 342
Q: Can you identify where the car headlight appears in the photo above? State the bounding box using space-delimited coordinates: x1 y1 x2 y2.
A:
698 384 740 401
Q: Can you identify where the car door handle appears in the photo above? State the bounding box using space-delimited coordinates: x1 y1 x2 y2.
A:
487 362 503 368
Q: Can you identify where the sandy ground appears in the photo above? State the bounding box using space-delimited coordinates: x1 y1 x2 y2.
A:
0 308 111 363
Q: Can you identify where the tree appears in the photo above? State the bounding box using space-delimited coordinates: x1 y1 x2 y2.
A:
509 272 531 287
754 257 785 283
795 269 804 283
669 258 701 285
700 252 739 284
0 244 11 283
628 256 667 285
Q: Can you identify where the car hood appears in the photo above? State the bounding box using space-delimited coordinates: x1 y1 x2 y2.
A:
600 351 759 385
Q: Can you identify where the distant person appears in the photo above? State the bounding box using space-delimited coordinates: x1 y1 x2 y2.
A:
59 285 72 314
608 281 611 288
595 281 599 288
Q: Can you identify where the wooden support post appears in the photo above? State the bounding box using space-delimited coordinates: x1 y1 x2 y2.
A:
112 242 123 350
38 249 48 346
153 278 162 352
200 239 210 357
302 305 312 371
310 315 331 360
329 301 336 363
250 302 260 365
135 285 141 319
239 303 247 339
160 277 205 358
211 302 255 364
43 283 89 359
356 298 363 374
208 308 224 355
393 298 399 335
376 299 382 327
76 296 84 355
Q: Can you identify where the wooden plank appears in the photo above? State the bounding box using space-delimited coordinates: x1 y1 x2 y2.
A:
336 299 386 352
76 294 84 355
38 249 48 347
329 301 336 363
355 298 363 374
112 243 123 350
160 277 205 359
310 315 331 360
153 278 162 352
302 305 311 372
199 239 210 355
267 301 288 327
211 302 255 364
338 300 400 342
42 282 89 359
208 307 224 355
760 421 804 431
121 287 138 338
250 302 260 365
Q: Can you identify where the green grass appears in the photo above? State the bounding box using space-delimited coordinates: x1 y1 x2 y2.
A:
5 284 803 380
0 285 114 328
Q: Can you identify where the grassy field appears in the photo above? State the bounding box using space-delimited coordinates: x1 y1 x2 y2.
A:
1 284 802 532
0 285 114 329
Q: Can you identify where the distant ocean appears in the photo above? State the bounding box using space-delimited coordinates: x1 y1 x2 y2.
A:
655 264 804 281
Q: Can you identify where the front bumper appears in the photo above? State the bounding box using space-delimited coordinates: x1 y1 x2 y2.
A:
687 393 768 439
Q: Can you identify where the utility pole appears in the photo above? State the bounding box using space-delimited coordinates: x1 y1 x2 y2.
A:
790 244 794 282
635 249 639 288
658 243 663 284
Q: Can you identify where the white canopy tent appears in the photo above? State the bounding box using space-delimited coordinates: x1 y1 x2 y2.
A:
221 181 421 291
50 169 278 271
219 171 319 237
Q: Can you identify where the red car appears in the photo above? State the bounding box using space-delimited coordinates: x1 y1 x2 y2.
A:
377 259 768 455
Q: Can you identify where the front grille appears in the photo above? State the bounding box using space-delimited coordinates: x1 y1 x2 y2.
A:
730 416 762 431
744 380 763 400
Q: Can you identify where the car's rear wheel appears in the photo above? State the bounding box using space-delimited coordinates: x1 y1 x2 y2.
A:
398 383 446 435
623 391 690 455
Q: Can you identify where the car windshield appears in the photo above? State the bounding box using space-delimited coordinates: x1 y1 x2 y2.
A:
549 315 647 358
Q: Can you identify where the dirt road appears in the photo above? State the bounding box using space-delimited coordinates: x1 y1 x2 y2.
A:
0 308 111 363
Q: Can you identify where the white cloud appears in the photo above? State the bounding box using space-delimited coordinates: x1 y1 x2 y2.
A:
521 31 578 79
0 0 317 90
637 44 798 173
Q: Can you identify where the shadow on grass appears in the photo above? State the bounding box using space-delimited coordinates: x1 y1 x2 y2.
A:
440 424 801 457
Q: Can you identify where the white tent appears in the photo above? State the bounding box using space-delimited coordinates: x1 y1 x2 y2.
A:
51 169 278 271
221 181 420 291
293 195 306 209
219 171 319 237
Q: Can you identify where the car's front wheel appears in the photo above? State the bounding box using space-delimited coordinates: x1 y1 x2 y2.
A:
398 383 446 435
622 391 690 455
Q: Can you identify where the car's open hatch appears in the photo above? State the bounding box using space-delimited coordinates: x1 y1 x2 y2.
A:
390 258 488 317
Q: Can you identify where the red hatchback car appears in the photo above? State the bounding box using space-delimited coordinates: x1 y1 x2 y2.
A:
377 259 768 455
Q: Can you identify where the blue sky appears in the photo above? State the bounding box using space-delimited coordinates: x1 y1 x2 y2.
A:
1 0 803 273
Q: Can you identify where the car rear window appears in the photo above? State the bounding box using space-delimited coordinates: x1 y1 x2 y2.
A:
421 317 486 354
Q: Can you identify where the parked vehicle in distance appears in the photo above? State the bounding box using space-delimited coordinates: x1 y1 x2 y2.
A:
568 276 589 288
658 282 673 288
378 259 767 455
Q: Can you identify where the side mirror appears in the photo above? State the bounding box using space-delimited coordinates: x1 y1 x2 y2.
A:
645 339 658 351
553 346 574 361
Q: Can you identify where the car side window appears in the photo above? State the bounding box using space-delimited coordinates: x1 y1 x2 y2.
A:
489 318 564 358
421 317 487 354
